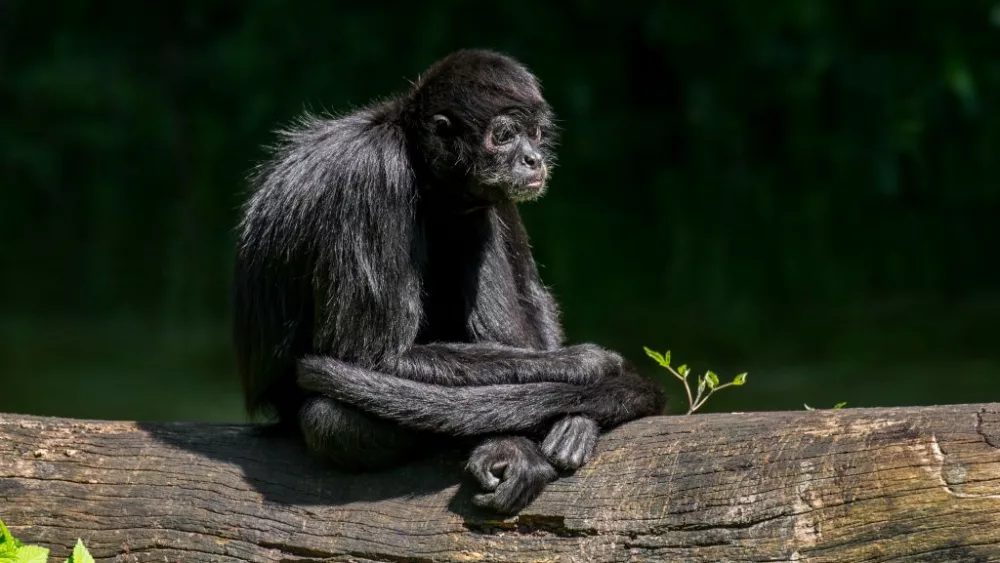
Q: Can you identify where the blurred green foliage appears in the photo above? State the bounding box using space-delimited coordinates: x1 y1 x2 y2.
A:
2 1 998 420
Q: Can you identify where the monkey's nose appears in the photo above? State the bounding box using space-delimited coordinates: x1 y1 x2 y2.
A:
521 150 542 170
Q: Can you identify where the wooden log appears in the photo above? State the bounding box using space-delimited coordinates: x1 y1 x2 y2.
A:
1 404 999 562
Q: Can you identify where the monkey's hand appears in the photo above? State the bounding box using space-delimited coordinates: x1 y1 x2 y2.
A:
467 436 557 514
566 343 628 383
541 415 598 470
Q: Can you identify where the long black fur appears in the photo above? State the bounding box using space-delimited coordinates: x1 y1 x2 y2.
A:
234 49 665 514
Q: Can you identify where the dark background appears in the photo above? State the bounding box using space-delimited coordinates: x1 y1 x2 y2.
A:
2 1 998 422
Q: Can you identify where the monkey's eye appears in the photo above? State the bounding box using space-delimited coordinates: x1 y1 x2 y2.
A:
432 114 452 135
491 127 515 146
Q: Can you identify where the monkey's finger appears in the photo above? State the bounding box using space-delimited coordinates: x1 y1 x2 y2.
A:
492 461 511 481
472 491 500 510
568 425 598 468
466 460 502 491
545 416 598 470
541 417 571 457
549 443 577 469
473 482 518 514
570 417 598 467
494 478 534 514
508 473 551 513
512 484 543 513
476 464 553 513
473 491 524 514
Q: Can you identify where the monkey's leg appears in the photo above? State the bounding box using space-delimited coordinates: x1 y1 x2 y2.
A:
304 395 557 513
386 342 626 386
466 436 557 514
298 357 665 436
299 395 431 470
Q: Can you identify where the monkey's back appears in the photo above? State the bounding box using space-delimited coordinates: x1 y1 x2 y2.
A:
233 107 422 421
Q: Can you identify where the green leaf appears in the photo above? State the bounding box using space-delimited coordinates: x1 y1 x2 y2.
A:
663 350 671 367
15 545 48 563
804 403 814 410
0 520 22 560
705 370 719 389
642 347 670 368
677 364 688 379
833 402 847 409
0 519 16 547
66 539 94 563
696 376 706 397
733 372 747 386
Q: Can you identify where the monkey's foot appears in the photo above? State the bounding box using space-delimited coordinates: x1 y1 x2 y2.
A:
467 436 557 514
541 415 598 470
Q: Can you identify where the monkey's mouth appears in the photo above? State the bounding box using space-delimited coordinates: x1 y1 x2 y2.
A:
523 171 547 190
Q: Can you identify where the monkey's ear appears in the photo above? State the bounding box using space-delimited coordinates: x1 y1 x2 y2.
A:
431 114 452 135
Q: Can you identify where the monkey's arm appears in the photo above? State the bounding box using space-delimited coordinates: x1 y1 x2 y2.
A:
497 202 566 351
297 356 664 436
382 342 648 471
386 342 624 386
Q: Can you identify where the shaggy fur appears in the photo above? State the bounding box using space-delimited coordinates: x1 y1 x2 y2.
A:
233 49 665 514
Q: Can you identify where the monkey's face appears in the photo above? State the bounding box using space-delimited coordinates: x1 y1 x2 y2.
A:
407 51 558 206
474 112 554 203
423 110 556 205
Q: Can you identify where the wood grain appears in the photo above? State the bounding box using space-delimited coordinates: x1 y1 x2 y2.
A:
2 405 999 562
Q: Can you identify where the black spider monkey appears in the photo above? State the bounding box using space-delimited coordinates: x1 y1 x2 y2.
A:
234 49 665 514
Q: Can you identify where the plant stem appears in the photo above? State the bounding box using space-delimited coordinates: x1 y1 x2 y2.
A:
691 393 711 413
666 366 694 412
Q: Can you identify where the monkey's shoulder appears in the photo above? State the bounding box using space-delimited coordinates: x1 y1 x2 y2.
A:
251 102 413 205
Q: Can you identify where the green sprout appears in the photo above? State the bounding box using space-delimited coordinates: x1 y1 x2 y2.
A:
804 401 847 411
1 517 94 563
643 347 747 415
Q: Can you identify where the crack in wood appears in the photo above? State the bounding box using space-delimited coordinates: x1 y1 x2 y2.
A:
976 409 999 448
259 541 338 560
463 514 600 538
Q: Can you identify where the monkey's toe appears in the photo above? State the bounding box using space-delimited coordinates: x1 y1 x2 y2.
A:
542 415 598 471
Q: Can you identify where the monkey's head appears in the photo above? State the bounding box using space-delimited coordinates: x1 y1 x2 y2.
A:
404 50 558 204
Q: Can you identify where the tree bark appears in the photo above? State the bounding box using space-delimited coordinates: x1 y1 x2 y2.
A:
2 404 999 562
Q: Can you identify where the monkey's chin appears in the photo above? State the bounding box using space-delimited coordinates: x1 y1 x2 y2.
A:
510 183 547 203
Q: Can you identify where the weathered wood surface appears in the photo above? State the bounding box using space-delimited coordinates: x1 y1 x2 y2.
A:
1 405 999 562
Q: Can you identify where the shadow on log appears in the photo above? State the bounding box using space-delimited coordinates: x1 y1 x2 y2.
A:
2 404 999 562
